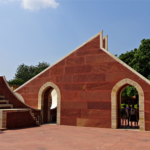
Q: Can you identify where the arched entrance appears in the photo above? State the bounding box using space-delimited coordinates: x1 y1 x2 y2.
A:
38 82 61 125
111 78 145 131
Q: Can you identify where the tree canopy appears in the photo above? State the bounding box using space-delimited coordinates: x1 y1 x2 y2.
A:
8 62 50 86
118 39 150 97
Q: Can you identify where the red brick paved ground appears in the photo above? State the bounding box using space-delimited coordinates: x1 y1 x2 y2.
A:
1 124 150 150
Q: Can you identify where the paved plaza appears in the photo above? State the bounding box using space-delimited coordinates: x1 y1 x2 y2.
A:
1 125 150 150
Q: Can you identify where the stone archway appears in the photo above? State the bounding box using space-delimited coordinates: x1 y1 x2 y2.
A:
38 82 61 125
111 78 145 131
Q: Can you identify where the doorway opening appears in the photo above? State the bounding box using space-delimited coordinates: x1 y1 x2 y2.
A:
119 85 139 129
111 78 145 131
50 89 57 123
38 82 61 125
42 87 57 124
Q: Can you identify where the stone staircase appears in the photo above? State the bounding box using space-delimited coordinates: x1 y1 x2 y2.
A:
0 94 40 130
0 95 12 108
30 111 40 126
0 76 41 130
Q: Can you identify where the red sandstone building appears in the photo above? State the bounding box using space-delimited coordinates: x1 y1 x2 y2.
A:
0 31 150 131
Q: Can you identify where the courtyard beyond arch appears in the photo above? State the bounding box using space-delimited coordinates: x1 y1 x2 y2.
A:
111 78 145 131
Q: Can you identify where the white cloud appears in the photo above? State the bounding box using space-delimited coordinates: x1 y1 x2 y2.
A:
21 0 59 11
0 0 59 11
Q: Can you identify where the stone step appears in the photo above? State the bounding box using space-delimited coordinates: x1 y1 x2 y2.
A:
0 128 7 131
30 112 40 126
36 121 40 125
0 100 9 104
0 104 13 109
0 95 5 100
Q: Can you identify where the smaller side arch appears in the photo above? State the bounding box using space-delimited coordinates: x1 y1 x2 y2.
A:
38 82 61 125
111 78 145 131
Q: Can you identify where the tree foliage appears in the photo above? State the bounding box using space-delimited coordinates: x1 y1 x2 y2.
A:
8 62 50 86
121 86 138 97
118 48 137 66
8 78 24 86
118 39 150 97
119 39 150 79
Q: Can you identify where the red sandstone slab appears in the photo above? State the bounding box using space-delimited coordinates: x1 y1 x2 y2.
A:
92 62 128 73
61 117 77 126
37 70 49 79
86 54 115 64
7 111 36 129
26 79 46 88
61 109 81 118
144 102 150 111
144 92 150 100
61 101 87 109
145 121 150 131
66 57 85 66
21 93 38 99
76 49 105 56
61 91 80 101
87 101 111 110
63 84 85 91
56 75 72 83
80 91 111 101
145 112 150 121
24 86 41 94
106 72 131 81
135 81 150 91
49 76 57 83
49 67 64 76
65 65 92 74
77 118 111 128
24 99 38 108
86 82 116 90
85 36 100 50
81 109 111 119
17 88 24 94
106 71 144 84
53 59 66 67
73 74 106 82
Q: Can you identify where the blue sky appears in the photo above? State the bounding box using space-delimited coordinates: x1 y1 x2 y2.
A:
0 0 150 80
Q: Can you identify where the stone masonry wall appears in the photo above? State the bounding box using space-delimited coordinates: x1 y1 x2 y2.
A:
7 111 36 129
16 35 150 130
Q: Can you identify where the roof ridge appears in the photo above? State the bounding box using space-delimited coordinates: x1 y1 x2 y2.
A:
100 48 150 85
15 30 149 92
99 31 150 85
14 31 103 92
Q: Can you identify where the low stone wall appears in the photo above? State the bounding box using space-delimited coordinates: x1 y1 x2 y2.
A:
0 109 37 129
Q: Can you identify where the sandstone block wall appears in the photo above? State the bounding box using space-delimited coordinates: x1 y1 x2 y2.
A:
16 35 150 130
7 111 36 129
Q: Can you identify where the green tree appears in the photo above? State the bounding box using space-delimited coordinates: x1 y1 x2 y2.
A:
119 48 137 67
8 78 24 86
118 39 150 97
131 39 150 79
8 62 50 86
119 39 150 79
121 86 138 97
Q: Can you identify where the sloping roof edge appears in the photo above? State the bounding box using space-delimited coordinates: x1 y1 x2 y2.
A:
15 30 150 92
99 42 150 85
14 31 103 92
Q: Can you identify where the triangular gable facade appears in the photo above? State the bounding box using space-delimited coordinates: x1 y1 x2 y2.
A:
15 31 150 131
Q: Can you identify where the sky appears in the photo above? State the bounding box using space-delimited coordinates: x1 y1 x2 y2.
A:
0 0 150 80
